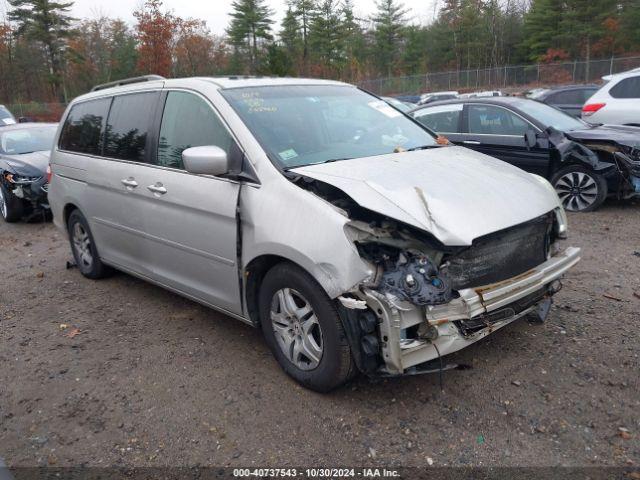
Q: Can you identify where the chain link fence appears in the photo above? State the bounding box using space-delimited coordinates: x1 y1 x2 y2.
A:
359 56 640 96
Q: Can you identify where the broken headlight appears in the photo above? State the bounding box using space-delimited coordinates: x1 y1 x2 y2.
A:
553 207 568 239
379 252 453 306
4 173 42 184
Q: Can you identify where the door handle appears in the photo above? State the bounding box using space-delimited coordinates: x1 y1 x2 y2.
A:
121 178 138 188
147 183 167 195
463 140 481 145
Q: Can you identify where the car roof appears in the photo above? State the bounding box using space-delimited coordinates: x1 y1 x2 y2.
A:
409 96 524 112
0 122 58 131
72 76 352 103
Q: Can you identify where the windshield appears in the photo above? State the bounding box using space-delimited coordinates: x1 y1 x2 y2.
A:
221 85 437 168
0 106 16 125
0 126 57 155
514 99 586 131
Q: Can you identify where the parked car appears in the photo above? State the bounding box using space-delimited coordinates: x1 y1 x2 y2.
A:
530 85 599 117
382 96 414 112
410 97 640 212
0 105 16 126
582 68 640 125
458 90 503 99
393 94 421 104
49 75 579 391
418 91 459 105
0 123 57 222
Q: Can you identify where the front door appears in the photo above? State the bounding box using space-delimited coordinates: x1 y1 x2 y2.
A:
463 103 550 177
141 90 242 314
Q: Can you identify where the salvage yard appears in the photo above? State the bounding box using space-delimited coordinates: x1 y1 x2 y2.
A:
0 200 639 468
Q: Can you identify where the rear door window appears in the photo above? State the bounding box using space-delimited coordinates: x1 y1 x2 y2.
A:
104 92 159 163
157 91 233 170
412 104 463 133
59 98 111 155
548 90 583 104
610 76 640 99
468 104 530 136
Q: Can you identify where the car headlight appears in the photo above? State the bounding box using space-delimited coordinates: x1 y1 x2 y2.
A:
554 207 568 239
4 172 42 184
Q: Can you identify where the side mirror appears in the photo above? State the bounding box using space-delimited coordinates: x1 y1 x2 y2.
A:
524 130 538 149
182 146 229 176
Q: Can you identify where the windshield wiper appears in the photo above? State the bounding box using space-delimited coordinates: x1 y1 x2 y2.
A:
284 157 353 170
406 145 441 152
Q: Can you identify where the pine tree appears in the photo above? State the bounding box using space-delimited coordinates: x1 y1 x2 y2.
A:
372 0 408 77
308 0 346 76
280 7 302 63
8 0 74 100
521 0 563 61
289 0 316 74
227 0 274 73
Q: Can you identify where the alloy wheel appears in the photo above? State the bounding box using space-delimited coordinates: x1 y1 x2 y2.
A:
270 288 324 371
72 222 93 269
554 171 599 212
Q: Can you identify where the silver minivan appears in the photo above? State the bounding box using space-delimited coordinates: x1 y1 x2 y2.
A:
49 76 580 391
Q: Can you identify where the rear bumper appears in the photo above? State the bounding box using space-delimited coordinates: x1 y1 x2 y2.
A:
366 246 581 375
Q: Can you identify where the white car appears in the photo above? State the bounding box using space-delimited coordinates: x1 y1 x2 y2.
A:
582 68 640 125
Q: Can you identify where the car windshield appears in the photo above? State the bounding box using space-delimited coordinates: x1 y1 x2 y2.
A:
0 126 57 155
514 100 586 131
0 106 16 125
221 85 437 168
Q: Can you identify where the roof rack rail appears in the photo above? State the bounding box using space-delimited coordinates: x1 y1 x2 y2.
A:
91 75 166 92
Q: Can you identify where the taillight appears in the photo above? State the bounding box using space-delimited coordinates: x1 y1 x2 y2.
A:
46 164 52 183
582 103 606 116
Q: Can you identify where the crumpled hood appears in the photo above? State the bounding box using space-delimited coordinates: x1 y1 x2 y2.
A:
563 125 640 147
291 146 560 246
0 150 50 176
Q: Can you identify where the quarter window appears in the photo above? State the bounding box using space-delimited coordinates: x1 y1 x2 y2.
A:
610 77 640 99
59 98 111 155
413 104 463 133
468 105 530 136
104 92 158 163
157 91 232 170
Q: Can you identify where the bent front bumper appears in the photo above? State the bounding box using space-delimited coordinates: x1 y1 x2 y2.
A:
365 246 581 375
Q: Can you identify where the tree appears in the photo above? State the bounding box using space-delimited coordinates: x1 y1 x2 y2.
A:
227 0 274 74
289 0 316 74
372 0 408 76
7 0 74 100
308 0 346 76
133 0 179 77
280 7 302 64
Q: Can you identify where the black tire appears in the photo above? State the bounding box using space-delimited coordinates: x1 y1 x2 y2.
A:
67 209 111 279
0 182 24 223
551 165 607 212
259 263 357 392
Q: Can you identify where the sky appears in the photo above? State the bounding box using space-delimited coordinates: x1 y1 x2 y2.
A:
66 0 440 34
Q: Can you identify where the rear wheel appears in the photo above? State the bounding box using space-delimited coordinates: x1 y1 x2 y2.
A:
259 263 356 392
551 165 607 212
0 182 24 223
67 209 111 279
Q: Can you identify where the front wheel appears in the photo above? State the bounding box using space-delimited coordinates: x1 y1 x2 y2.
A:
551 165 607 212
67 209 111 279
259 263 357 392
0 182 24 222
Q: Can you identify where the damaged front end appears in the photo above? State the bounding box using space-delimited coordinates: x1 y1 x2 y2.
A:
550 127 640 199
337 210 580 376
288 150 580 377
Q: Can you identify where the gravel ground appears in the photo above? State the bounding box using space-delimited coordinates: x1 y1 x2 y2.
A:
0 200 639 469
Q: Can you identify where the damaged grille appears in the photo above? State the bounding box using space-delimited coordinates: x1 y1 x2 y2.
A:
446 212 553 290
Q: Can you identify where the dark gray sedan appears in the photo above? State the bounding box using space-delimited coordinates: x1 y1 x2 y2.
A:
0 123 57 222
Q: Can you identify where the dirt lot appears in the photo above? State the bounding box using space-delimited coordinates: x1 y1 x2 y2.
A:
0 200 639 469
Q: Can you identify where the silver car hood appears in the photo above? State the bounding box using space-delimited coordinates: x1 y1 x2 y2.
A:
290 146 560 246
